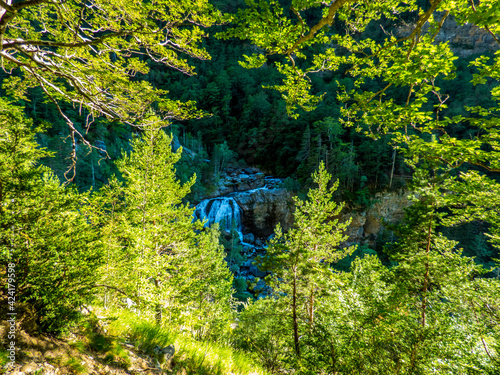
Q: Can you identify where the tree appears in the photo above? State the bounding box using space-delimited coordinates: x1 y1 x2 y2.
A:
0 0 222 177
223 3 500 371
258 162 354 359
211 141 237 182
222 0 500 244
381 196 486 373
0 99 104 333
94 125 234 339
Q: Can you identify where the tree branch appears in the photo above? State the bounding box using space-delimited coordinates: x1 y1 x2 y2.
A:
286 0 355 55
468 0 500 46
93 284 135 300
3 30 129 49
31 68 109 181
12 0 51 11
0 0 13 12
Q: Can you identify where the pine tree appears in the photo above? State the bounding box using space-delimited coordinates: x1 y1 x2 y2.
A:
260 162 354 358
95 124 233 338
379 166 489 373
0 100 104 333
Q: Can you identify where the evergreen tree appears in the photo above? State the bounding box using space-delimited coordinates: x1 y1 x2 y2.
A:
0 100 104 333
95 125 234 339
259 162 354 358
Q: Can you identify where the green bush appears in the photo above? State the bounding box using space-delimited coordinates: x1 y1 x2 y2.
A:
0 101 104 333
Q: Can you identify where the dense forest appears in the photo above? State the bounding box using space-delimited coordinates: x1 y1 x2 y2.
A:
1 0 500 374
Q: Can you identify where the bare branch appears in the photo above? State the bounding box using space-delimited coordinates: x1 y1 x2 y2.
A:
3 30 129 48
32 68 110 182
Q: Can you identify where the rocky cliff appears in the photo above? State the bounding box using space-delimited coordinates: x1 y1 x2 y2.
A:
342 190 413 245
396 14 499 57
233 187 295 237
199 169 412 247
204 167 268 198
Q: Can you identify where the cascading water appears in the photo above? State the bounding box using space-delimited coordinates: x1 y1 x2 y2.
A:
194 197 243 241
194 176 284 246
194 174 286 299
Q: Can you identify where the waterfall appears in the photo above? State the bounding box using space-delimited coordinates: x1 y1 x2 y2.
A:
194 175 285 245
194 197 243 240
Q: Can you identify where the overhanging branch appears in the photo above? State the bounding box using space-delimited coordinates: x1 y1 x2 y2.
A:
0 0 13 12
286 0 355 55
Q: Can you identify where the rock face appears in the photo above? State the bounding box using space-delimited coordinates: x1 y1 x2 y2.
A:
197 169 412 246
342 190 413 245
205 168 268 198
195 169 294 240
195 186 294 239
232 188 295 237
396 15 500 58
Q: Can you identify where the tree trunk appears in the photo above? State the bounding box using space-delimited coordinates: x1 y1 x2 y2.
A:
421 215 433 327
308 287 314 327
292 268 300 357
389 149 396 189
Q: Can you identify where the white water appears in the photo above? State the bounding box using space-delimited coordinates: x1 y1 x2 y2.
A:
194 177 283 245
194 197 243 240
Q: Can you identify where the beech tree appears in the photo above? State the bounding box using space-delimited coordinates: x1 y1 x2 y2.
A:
226 1 500 372
223 0 500 242
0 0 221 178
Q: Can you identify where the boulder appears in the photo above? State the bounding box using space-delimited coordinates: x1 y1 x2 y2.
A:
249 265 266 278
153 344 175 368
242 246 254 254
20 363 38 373
243 233 255 244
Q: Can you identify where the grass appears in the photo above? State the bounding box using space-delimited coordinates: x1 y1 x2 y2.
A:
103 307 267 375
128 321 266 375
64 357 88 374
0 350 9 367
68 313 131 370
69 340 86 353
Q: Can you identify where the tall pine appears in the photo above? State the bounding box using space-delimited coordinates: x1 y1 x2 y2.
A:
95 124 233 339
